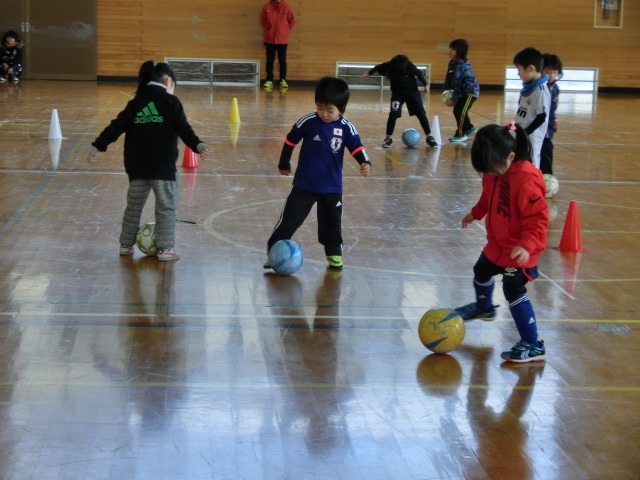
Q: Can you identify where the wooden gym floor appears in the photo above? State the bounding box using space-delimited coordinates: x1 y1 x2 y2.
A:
0 80 638 479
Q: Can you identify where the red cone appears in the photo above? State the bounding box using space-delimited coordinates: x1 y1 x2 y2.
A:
553 200 587 252
181 146 198 169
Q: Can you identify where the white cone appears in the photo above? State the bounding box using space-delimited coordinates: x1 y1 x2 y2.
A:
425 145 441 174
48 109 63 139
49 138 62 169
431 115 443 146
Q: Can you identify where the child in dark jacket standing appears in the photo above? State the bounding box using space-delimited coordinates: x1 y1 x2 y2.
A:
443 38 480 142
360 54 437 148
540 53 563 175
265 76 371 271
87 61 209 261
454 122 549 363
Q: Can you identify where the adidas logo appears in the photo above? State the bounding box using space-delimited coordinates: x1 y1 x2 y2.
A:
313 135 321 141
134 102 163 124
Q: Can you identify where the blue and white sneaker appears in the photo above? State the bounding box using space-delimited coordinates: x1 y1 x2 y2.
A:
454 302 497 321
463 127 477 137
449 134 468 143
501 340 546 363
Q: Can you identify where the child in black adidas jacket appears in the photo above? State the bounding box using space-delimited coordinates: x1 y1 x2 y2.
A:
87 61 208 261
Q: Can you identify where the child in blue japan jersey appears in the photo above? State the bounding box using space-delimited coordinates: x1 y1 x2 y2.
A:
513 47 550 170
265 76 371 270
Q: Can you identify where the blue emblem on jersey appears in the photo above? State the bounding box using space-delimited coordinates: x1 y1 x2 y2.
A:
331 137 342 151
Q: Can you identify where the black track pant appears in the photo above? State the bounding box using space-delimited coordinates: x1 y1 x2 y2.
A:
267 185 343 257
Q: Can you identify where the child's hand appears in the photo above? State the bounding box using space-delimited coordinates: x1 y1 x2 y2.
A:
196 143 209 160
87 153 96 164
510 246 530 265
279 168 291 176
446 99 455 107
461 213 475 228
360 163 371 177
359 74 370 81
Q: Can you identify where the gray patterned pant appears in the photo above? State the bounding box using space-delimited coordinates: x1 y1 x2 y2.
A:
119 179 177 249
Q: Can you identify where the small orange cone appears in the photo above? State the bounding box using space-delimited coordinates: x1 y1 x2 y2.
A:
560 252 582 296
553 200 587 252
181 146 198 169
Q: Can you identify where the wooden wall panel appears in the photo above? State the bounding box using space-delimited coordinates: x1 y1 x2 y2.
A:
96 0 640 89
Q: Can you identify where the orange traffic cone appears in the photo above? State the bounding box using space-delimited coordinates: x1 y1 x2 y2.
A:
560 252 582 296
553 200 587 252
181 146 198 169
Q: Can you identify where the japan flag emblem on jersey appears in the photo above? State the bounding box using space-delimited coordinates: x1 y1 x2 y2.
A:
333 128 343 136
331 137 343 151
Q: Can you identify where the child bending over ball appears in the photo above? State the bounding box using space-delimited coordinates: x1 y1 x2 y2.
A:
264 76 371 270
454 122 549 363
360 54 437 148
87 60 208 261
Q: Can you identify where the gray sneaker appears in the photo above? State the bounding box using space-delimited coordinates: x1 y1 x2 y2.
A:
158 248 180 261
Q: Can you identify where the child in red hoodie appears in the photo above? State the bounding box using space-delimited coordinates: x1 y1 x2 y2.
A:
454 121 549 363
261 0 296 89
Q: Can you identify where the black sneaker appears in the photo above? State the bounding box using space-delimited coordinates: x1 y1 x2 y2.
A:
501 340 546 363
454 302 497 321
426 135 438 147
382 137 393 148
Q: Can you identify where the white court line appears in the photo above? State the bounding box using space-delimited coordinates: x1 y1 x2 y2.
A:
537 270 576 300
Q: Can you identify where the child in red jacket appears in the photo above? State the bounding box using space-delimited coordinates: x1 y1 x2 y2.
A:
454 121 549 363
261 0 296 89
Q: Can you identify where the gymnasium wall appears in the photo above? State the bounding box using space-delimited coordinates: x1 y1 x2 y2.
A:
96 0 640 89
